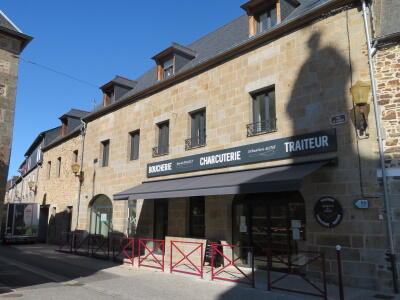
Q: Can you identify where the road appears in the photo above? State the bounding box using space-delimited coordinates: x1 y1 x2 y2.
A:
0 244 394 300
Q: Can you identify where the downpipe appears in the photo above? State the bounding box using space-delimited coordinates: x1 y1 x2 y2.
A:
361 0 398 293
75 120 87 231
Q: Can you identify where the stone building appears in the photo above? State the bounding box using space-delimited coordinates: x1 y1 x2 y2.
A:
71 0 392 291
373 0 400 270
0 11 32 218
5 0 399 293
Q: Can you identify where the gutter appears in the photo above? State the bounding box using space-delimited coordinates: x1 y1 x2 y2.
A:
372 31 400 47
83 0 355 123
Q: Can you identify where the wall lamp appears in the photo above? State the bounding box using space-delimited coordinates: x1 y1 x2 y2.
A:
350 81 371 138
27 181 37 193
71 163 84 183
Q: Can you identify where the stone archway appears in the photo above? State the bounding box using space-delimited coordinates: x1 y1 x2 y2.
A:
88 194 113 237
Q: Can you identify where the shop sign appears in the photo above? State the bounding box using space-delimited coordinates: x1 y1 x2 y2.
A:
314 197 343 228
147 129 337 177
354 199 369 209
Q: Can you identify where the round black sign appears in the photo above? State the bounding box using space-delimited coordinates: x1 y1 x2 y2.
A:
314 197 343 228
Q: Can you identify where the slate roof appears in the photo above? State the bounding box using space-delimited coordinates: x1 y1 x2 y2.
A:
60 108 90 120
0 10 21 33
86 0 340 122
0 10 32 51
100 75 137 91
380 0 400 37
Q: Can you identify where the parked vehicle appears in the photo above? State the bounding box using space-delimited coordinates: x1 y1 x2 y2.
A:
1 203 39 243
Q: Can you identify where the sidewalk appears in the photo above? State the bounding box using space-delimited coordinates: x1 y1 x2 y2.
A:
1 243 398 300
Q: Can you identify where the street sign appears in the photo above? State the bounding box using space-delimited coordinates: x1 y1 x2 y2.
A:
354 199 369 209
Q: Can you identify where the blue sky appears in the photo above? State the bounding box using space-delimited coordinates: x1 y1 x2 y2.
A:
3 0 245 178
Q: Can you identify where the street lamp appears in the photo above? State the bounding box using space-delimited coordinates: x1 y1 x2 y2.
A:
71 163 84 182
27 181 36 193
350 81 371 138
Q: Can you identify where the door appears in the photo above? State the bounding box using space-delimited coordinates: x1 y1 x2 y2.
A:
233 192 305 269
39 205 49 243
153 199 168 240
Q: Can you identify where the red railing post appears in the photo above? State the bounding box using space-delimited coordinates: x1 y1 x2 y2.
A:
200 243 204 279
211 244 215 281
170 241 173 274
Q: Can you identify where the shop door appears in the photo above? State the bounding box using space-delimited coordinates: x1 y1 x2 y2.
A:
154 199 168 240
233 193 305 269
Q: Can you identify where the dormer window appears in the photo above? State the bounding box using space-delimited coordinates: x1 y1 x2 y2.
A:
152 43 196 81
256 5 277 33
163 57 175 78
100 76 137 107
241 0 299 36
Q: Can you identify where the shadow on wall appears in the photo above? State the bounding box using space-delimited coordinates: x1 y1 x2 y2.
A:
48 209 73 244
217 28 391 298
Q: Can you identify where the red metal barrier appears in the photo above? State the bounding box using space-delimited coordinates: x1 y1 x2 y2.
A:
170 241 203 278
138 238 165 271
112 237 135 265
267 248 327 300
211 244 254 287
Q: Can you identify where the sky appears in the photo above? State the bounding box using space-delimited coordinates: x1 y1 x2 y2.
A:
3 0 245 178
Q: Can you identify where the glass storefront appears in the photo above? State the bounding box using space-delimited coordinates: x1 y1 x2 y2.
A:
89 195 113 237
232 192 306 269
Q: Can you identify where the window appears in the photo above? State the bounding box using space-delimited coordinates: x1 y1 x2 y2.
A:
57 157 61 177
129 130 140 161
189 197 205 237
47 161 51 179
248 87 276 136
163 57 174 78
153 121 169 157
73 150 79 163
101 140 110 167
186 109 206 150
256 5 277 33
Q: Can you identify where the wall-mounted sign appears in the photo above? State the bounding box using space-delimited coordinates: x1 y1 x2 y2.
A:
354 199 369 209
314 197 343 228
330 114 347 126
147 129 337 177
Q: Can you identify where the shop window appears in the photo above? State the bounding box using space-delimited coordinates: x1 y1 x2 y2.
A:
56 157 61 177
129 130 140 161
247 87 276 136
127 200 137 236
186 109 206 150
153 121 169 157
189 197 205 237
101 140 110 167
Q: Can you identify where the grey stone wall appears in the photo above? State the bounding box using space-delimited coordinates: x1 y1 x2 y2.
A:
0 32 21 209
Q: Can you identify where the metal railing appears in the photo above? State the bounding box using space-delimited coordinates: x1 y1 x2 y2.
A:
247 119 277 137
185 136 206 151
152 145 169 157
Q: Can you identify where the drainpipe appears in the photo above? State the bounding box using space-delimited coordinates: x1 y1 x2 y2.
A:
361 0 398 293
75 120 87 231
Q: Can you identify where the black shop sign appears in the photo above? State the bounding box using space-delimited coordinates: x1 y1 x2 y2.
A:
147 129 337 178
314 197 343 228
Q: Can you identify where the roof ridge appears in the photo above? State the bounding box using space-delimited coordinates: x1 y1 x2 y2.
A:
0 10 22 33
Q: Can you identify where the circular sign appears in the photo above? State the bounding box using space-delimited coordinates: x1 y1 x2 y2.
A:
314 197 343 228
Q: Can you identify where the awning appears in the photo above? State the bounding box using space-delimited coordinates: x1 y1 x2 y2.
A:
114 161 329 200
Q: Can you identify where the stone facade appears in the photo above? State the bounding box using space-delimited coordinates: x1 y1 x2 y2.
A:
6 167 39 204
35 135 82 242
0 34 22 209
73 6 393 290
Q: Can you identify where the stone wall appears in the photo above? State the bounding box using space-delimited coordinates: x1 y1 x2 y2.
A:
35 135 82 242
375 43 400 283
0 33 21 211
